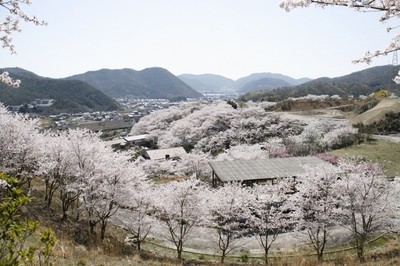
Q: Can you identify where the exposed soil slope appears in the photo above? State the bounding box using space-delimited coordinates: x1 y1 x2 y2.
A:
350 98 400 125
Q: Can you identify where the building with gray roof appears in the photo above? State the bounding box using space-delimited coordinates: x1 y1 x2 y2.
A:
209 156 330 187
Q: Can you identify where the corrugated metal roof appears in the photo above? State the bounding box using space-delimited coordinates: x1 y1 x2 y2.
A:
146 147 187 161
209 156 330 182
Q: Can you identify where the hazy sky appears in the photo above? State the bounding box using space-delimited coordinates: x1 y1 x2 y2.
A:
0 1 395 80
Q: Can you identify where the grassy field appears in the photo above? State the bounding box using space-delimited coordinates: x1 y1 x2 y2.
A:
329 139 400 177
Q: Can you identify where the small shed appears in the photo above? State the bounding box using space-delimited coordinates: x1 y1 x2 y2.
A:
144 147 187 161
209 156 330 187
123 134 149 147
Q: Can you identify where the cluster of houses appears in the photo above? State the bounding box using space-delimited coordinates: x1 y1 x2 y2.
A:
116 98 180 112
8 98 56 112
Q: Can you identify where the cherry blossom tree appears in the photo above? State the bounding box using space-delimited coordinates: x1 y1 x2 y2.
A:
136 158 180 178
291 164 340 262
80 151 135 240
1 0 46 87
117 180 154 252
205 182 253 263
334 159 394 263
215 144 269 161
65 129 122 238
40 129 104 221
131 104 194 143
0 71 20 88
36 131 74 207
39 128 144 239
248 183 293 265
135 101 309 155
262 137 290 158
279 0 400 83
176 152 212 179
152 178 208 260
56 129 100 221
284 120 357 156
0 103 42 186
157 101 236 152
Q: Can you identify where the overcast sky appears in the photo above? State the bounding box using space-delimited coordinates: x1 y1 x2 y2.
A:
0 0 395 80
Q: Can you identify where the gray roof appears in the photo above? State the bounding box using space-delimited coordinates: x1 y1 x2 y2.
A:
209 156 330 182
124 134 149 142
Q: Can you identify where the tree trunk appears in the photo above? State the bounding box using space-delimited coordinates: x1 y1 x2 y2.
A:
317 251 323 262
264 253 269 265
317 229 327 262
357 238 365 263
221 249 226 263
263 235 269 265
177 239 183 260
218 230 230 264
100 220 107 240
89 220 96 236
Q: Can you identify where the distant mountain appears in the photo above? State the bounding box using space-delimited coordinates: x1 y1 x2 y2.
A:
235 72 311 92
68 67 203 100
178 72 310 94
0 68 119 114
238 77 291 94
289 65 400 98
239 65 400 102
178 74 235 93
2 67 40 79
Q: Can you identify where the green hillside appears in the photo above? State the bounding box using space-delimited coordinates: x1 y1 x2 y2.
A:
240 65 400 102
69 67 203 100
0 68 120 114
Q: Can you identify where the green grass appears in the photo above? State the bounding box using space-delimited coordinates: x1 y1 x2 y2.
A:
329 139 400 176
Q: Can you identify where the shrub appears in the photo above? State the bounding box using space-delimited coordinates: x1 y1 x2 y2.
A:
0 173 56 265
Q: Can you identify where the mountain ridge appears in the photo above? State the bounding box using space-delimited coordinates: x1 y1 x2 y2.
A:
0 68 120 114
178 72 312 94
235 72 311 91
178 74 235 93
239 65 400 101
68 67 203 100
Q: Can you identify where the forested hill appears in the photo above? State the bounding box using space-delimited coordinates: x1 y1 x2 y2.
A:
68 67 203 100
178 74 235 93
178 72 311 94
238 77 291 94
240 65 400 101
0 68 120 114
235 72 311 92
